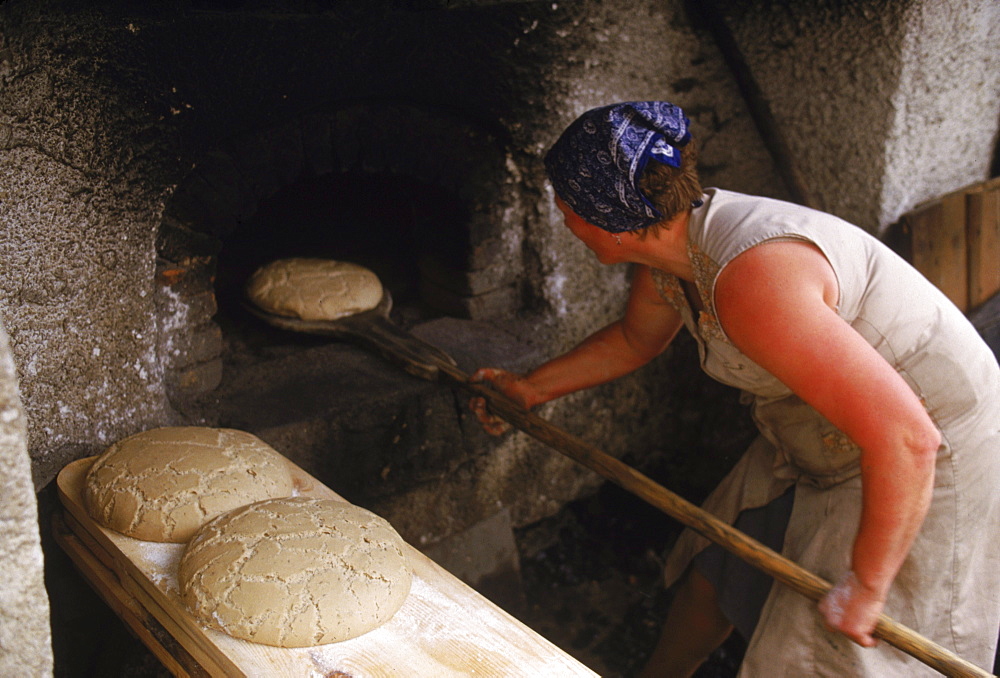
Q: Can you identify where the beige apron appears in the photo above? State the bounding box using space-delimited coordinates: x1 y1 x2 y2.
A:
654 188 1000 675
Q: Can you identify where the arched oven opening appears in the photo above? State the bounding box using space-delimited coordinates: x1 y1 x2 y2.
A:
213 169 471 338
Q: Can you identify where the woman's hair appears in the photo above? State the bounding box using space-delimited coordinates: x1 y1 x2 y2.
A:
637 138 702 235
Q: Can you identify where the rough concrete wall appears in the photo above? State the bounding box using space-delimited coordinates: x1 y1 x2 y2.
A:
728 0 1000 232
0 4 180 488
0 318 53 677
508 0 786 348
880 0 1000 228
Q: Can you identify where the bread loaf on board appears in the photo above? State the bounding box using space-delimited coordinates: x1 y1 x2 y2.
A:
84 427 294 543
179 496 412 647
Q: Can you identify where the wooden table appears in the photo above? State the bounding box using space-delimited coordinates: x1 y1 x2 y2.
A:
56 456 600 678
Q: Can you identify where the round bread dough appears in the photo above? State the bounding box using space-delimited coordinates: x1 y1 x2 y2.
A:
179 497 412 647
246 258 383 321
84 427 294 543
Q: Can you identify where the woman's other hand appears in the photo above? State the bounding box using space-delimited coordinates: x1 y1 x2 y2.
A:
818 571 884 648
468 265 682 437
468 368 540 436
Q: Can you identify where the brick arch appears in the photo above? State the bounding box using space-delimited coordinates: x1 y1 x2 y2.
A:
159 102 519 259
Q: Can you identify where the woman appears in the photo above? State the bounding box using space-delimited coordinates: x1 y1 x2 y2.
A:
470 101 1000 676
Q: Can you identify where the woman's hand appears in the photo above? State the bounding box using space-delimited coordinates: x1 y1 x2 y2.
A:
467 266 682 437
818 571 885 647
468 368 542 436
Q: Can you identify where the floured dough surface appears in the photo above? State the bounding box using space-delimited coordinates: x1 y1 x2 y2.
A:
84 427 294 543
246 258 383 321
179 497 412 647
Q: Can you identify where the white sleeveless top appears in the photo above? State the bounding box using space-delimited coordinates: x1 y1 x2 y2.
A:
654 188 1000 675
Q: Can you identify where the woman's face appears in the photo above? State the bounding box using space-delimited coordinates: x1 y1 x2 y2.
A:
555 196 625 265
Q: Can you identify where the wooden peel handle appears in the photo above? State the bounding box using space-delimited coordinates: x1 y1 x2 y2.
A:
441 365 995 678
271 308 994 677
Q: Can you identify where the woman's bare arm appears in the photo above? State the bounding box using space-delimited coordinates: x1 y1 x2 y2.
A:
471 265 684 434
714 240 940 646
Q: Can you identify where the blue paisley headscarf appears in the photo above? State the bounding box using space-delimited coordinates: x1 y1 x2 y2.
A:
544 101 692 233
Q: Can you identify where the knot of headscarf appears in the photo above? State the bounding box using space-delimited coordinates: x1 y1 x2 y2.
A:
544 101 692 233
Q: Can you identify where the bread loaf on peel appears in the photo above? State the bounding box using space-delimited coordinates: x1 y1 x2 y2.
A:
246 258 383 321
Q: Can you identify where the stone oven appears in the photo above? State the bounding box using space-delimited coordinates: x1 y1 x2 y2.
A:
0 0 997 675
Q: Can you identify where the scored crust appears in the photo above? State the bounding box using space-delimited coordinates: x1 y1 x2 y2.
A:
179 497 412 647
84 427 294 543
245 258 383 321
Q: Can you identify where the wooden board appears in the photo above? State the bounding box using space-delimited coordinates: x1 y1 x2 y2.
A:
57 457 599 678
894 177 1000 313
53 512 211 678
967 177 1000 310
907 189 969 311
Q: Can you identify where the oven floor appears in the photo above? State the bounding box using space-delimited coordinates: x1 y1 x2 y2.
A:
513 476 745 678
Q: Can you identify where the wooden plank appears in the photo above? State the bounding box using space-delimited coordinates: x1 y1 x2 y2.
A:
967 177 1000 310
908 190 970 311
58 499 249 678
53 513 205 678
56 457 598 678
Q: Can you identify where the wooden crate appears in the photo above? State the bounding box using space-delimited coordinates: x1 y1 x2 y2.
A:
967 178 1000 310
891 176 1000 312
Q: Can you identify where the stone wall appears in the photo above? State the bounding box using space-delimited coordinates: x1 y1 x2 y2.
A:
0 318 52 677
725 0 1000 232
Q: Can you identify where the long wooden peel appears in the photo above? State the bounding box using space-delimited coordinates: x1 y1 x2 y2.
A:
248 300 995 678
243 291 456 381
